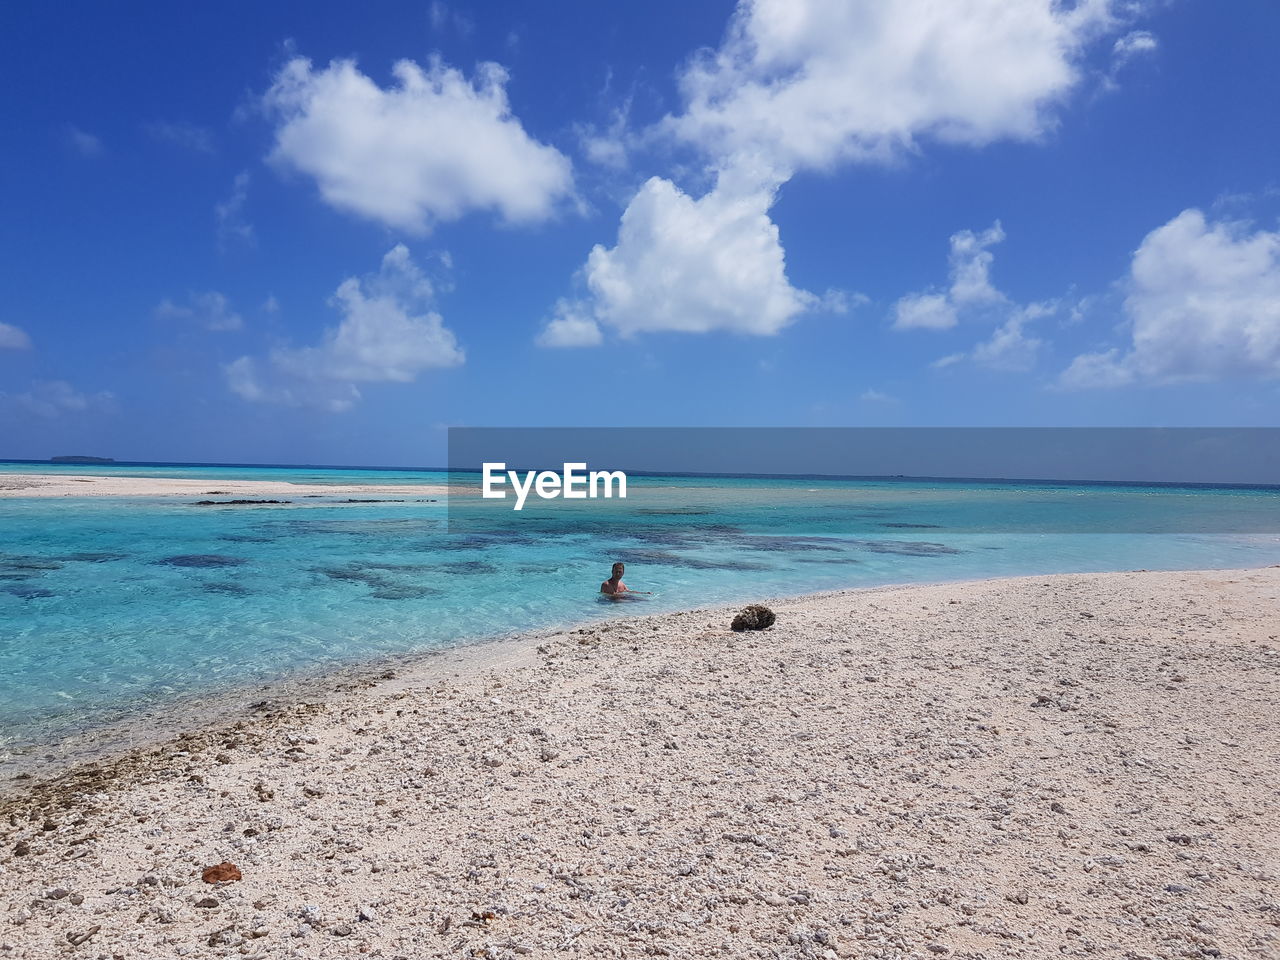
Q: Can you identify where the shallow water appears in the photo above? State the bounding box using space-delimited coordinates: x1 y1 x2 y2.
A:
2 462 1279 760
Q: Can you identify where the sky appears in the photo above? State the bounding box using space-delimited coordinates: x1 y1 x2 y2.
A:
1 0 1278 467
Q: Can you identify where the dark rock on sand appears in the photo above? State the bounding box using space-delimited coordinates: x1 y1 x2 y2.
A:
731 604 776 632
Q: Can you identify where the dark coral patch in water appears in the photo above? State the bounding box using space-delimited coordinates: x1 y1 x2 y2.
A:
314 565 440 600
0 555 64 572
440 560 498 575
60 551 129 563
613 549 770 571
315 566 382 585
853 540 962 557
156 554 248 568
732 535 845 553
880 522 943 529
4 585 55 599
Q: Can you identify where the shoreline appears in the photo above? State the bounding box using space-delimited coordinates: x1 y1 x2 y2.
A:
0 474 449 499
3 562 1276 793
2 567 1278 957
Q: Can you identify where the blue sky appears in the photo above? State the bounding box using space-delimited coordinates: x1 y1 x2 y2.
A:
1 0 1278 466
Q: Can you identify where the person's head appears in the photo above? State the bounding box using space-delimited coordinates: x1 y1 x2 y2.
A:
610 562 625 580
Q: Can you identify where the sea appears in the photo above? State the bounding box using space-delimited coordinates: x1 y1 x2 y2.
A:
2 459 1279 770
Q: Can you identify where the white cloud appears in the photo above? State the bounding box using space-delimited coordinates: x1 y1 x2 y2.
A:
1112 30 1157 63
859 388 895 403
1 380 114 418
227 244 463 411
555 0 1140 346
893 293 958 331
1058 348 1133 388
263 56 573 233
0 322 32 350
896 222 1052 370
931 352 966 369
668 0 1130 173
948 223 1007 305
1061 209 1280 387
970 304 1047 371
537 299 603 348
147 121 215 153
575 94 635 172
215 171 254 248
577 121 629 171
155 291 243 332
65 125 102 156
564 172 816 340
818 289 866 315
894 222 1005 330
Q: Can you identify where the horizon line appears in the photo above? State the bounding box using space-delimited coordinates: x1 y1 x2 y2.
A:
3 457 1278 492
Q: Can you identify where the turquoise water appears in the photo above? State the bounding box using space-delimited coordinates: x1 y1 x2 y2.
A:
2 462 1280 763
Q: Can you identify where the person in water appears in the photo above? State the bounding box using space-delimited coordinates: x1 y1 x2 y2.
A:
600 561 649 598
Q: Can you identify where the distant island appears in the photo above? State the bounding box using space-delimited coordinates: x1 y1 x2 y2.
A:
51 455 115 464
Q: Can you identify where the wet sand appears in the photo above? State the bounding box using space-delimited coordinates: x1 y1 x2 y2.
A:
1 568 1278 958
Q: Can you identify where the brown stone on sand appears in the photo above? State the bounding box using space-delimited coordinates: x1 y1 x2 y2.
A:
731 604 776 632
201 862 242 884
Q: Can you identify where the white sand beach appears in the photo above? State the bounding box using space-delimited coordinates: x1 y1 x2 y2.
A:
2 567 1278 958
0 475 447 500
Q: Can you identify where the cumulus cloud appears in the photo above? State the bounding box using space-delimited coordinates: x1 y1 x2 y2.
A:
969 304 1048 371
1061 209 1280 387
263 55 573 233
155 291 243 332
1112 30 1158 64
227 245 463 411
553 0 1135 346
896 222 1053 371
576 112 631 171
0 322 32 350
1058 348 1134 388
536 299 603 347
894 293 958 332
540 171 818 343
894 222 1006 330
1 381 114 418
668 0 1130 173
